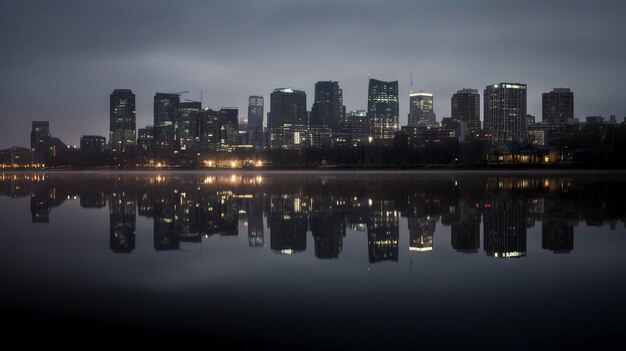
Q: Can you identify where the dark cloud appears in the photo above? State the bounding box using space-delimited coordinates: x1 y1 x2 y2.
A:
1 0 625 147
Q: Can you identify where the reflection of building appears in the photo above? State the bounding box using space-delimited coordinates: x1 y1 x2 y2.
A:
450 201 480 253
109 192 136 253
268 194 307 254
154 190 178 251
367 200 399 263
542 219 574 254
246 195 265 247
310 196 345 259
408 216 436 252
368 79 399 140
483 193 527 258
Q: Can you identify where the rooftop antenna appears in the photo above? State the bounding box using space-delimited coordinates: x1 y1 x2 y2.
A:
200 90 203 107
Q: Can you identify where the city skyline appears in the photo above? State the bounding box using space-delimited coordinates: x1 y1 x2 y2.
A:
1 0 625 148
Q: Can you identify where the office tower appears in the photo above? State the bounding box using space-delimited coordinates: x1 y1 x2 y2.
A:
197 108 220 152
137 126 154 158
311 81 345 131
218 108 239 151
484 83 528 145
268 88 307 149
368 79 399 140
408 91 436 127
80 135 106 154
247 96 264 150
176 101 201 154
451 89 480 133
30 121 50 165
109 89 136 153
542 88 574 124
153 93 180 159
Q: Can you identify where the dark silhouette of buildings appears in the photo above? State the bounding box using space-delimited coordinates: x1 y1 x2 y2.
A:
109 89 136 153
311 81 345 132
451 89 481 134
80 135 106 154
542 88 574 124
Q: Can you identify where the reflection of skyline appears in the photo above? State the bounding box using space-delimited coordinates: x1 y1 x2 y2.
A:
2 173 626 259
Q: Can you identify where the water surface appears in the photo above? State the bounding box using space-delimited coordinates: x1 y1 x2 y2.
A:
1 171 625 348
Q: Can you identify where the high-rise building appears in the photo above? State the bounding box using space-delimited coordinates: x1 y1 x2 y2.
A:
311 81 345 131
218 108 239 151
109 89 136 153
30 121 50 165
484 83 528 145
368 79 399 140
451 89 480 133
268 88 307 149
137 126 154 159
80 135 106 154
247 96 264 150
176 101 201 154
153 93 180 159
408 91 436 127
542 88 574 124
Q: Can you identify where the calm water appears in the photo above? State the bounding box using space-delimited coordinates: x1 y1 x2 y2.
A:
1 171 625 348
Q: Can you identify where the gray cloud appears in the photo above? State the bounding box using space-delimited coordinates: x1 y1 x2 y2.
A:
1 0 625 147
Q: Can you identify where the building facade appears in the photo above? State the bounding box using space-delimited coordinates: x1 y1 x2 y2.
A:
542 88 574 124
153 93 180 159
408 91 436 127
368 79 399 140
310 81 345 132
30 121 50 165
484 83 528 146
451 89 480 133
268 88 307 149
109 89 136 153
247 96 264 150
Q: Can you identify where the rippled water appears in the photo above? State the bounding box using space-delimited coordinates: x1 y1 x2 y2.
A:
1 171 625 348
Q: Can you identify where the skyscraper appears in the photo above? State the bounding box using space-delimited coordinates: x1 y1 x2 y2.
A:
247 96 264 150
30 121 50 165
218 108 239 151
109 89 136 153
408 91 436 127
542 88 574 124
176 101 201 154
310 81 345 131
268 88 307 149
484 83 528 145
153 93 180 159
451 89 481 133
368 79 399 140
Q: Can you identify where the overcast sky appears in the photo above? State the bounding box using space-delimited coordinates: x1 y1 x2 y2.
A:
1 0 625 148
